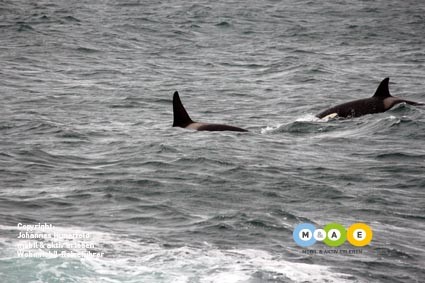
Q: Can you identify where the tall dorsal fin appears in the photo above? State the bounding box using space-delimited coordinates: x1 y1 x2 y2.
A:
373 77 391 99
173 91 193 127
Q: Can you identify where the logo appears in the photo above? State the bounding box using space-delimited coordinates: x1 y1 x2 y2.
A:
293 222 372 247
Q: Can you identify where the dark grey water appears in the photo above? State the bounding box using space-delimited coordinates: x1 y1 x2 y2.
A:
1 0 425 282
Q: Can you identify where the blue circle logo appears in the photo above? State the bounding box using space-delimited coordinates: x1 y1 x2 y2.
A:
293 223 316 247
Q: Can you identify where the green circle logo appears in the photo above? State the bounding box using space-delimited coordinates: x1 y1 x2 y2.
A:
323 223 346 247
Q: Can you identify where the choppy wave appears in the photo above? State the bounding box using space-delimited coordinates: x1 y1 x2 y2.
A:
0 225 361 283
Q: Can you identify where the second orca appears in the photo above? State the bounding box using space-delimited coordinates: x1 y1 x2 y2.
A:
172 91 248 132
317 78 423 119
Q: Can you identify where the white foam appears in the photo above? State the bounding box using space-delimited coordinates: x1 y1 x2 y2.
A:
260 114 330 134
260 124 283 134
0 225 360 282
80 236 358 283
295 113 323 122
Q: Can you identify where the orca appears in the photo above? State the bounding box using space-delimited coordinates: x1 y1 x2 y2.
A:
172 91 248 132
316 78 423 119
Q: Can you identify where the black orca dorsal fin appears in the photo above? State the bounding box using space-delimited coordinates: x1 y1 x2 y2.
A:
173 91 193 127
373 77 391 99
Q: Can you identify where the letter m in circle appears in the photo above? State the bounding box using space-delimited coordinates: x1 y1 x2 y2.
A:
302 231 310 239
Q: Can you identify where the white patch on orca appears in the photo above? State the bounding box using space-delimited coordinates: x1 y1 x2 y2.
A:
383 97 400 110
321 112 338 120
185 122 205 130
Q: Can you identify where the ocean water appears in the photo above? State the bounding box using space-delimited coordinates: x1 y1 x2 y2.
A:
1 0 425 282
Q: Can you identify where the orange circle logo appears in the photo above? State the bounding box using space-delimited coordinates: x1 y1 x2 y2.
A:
347 223 373 247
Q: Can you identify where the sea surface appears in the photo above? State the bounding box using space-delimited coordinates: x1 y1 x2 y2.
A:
1 0 425 282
